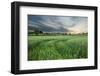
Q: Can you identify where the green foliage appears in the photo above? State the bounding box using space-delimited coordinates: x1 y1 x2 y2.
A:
28 35 88 61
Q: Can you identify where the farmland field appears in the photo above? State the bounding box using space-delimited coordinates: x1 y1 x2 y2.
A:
28 35 88 61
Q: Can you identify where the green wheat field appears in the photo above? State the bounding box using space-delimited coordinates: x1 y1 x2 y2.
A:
28 35 88 61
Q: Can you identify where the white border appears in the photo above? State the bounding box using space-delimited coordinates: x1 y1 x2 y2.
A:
20 6 95 70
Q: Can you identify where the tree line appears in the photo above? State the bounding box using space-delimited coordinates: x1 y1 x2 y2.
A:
28 30 88 36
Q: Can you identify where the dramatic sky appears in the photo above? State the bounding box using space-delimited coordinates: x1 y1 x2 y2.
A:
28 15 88 34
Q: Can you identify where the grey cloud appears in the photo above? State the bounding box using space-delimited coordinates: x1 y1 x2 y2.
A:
28 15 88 33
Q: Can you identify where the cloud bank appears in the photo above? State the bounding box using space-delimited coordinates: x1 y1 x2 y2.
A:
28 15 88 33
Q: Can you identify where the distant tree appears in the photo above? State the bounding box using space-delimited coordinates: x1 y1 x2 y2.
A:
80 32 88 35
68 33 71 35
34 30 39 35
65 33 67 35
82 32 85 35
39 31 43 34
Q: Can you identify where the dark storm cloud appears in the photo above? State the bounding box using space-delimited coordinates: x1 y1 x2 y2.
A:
28 15 88 33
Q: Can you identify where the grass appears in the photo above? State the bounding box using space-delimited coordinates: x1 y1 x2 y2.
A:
28 35 88 61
